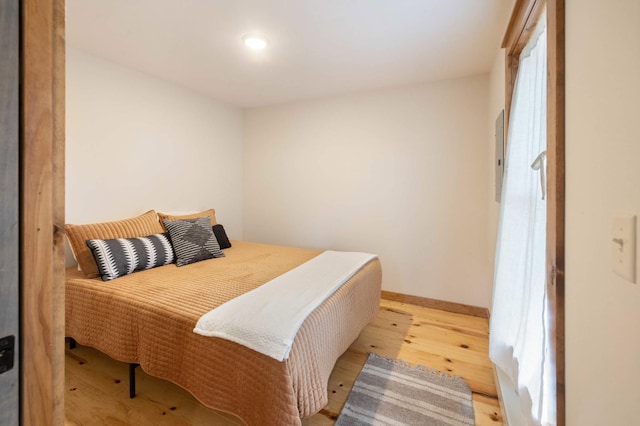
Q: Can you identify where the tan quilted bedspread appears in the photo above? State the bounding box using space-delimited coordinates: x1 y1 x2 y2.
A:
65 241 382 425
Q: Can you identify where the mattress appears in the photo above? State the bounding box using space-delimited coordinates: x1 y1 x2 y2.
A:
65 240 382 425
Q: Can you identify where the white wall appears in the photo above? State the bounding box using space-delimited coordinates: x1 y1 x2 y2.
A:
244 76 493 308
66 48 244 265
566 0 640 424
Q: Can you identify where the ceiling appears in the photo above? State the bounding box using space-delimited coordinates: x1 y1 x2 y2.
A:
67 0 513 108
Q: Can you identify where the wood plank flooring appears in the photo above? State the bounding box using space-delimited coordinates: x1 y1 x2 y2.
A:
65 298 503 425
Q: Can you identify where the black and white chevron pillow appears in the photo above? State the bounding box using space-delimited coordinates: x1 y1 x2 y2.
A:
86 233 175 281
163 217 225 266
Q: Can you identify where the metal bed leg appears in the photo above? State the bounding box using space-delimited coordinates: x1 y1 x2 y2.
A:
129 363 139 398
69 338 76 349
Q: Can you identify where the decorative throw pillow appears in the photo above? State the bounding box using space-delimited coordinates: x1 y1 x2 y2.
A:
158 209 217 230
212 224 232 249
86 233 175 281
66 210 165 278
163 217 225 266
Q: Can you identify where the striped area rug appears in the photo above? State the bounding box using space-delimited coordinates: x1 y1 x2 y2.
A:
336 353 475 425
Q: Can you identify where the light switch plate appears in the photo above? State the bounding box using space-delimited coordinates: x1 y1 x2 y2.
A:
612 215 636 283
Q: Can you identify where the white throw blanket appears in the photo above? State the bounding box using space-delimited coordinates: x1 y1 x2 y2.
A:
193 250 377 361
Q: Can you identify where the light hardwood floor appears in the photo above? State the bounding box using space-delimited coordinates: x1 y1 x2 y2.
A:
65 298 503 425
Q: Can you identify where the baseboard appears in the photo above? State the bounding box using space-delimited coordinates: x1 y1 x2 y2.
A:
380 290 490 319
494 366 525 425
492 364 509 425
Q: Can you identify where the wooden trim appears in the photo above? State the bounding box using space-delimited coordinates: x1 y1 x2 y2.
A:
381 291 489 319
52 0 66 423
502 0 546 54
546 0 565 424
21 0 65 425
502 0 545 137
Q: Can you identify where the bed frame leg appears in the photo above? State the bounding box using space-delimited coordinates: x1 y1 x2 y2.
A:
69 338 76 349
129 363 139 398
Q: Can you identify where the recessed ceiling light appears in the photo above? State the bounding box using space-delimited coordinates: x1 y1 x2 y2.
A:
242 35 268 50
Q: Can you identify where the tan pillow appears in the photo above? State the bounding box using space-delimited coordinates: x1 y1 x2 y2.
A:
157 209 217 230
65 210 164 278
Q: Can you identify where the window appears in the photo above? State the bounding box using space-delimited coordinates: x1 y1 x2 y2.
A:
491 0 565 424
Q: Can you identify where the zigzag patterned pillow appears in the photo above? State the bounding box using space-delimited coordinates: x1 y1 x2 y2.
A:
86 233 175 281
163 217 225 266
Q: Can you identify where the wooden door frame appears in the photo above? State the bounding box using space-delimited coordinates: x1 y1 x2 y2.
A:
17 1 563 424
21 0 65 424
502 0 565 424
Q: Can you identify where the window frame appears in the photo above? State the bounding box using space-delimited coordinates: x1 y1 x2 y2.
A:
501 0 565 424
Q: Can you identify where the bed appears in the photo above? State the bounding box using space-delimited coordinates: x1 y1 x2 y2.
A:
65 239 382 425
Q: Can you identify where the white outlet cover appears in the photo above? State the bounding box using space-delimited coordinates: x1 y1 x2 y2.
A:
612 215 636 283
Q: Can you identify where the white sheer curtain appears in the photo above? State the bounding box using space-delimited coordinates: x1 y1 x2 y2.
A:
490 11 552 426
